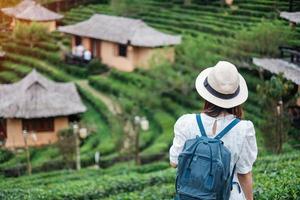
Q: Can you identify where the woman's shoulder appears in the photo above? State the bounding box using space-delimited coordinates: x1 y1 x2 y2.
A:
176 113 196 122
174 114 197 131
237 119 255 136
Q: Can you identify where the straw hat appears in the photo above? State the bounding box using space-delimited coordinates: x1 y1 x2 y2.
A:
195 61 248 108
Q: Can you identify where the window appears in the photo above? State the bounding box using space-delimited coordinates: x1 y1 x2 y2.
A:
22 118 54 132
75 36 82 46
118 44 127 57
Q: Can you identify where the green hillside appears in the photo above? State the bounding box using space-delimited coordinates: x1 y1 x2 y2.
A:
0 0 299 171
0 0 299 199
0 151 299 199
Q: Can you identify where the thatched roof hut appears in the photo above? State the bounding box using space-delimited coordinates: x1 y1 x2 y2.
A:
253 58 300 84
280 12 300 24
0 70 86 119
58 14 181 47
1 0 63 21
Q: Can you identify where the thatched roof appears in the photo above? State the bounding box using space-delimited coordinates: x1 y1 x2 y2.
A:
58 14 181 47
0 70 86 119
280 12 300 24
1 0 63 21
253 58 300 85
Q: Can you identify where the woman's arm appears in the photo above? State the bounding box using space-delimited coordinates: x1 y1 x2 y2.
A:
170 162 177 168
237 172 253 200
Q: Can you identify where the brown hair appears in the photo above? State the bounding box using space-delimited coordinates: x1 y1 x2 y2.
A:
203 100 243 119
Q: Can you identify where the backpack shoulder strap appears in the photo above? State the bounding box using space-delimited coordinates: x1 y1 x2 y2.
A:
196 114 207 137
214 118 240 140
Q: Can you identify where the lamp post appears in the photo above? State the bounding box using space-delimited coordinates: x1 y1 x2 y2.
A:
95 151 100 169
72 122 80 170
133 116 149 165
276 100 284 153
72 123 88 170
22 130 32 176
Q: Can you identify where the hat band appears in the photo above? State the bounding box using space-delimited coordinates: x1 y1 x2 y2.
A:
204 77 240 100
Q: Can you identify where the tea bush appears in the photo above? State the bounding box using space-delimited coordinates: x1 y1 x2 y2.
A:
0 151 299 200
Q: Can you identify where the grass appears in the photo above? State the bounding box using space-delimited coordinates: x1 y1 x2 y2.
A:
0 0 299 176
0 151 299 199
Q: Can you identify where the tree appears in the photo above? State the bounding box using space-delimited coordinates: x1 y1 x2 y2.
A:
13 22 49 48
184 0 192 6
257 74 295 153
110 0 142 16
57 128 76 169
233 21 293 60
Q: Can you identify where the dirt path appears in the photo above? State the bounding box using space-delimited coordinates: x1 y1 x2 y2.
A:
76 80 122 115
76 80 134 153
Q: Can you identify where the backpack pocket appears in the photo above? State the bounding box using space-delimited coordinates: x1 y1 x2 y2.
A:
177 190 217 200
189 155 224 192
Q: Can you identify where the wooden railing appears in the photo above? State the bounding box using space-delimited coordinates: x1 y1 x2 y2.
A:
279 46 300 64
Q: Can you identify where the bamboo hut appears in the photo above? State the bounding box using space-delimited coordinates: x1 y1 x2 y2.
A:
253 58 300 106
280 12 300 25
0 70 86 148
1 0 63 32
58 14 181 72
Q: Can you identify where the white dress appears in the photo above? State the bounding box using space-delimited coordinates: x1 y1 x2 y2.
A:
169 113 258 200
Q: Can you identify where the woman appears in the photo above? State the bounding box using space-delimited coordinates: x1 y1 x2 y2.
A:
169 61 258 200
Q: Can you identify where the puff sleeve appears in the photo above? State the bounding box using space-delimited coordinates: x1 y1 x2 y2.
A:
169 114 191 165
236 121 258 174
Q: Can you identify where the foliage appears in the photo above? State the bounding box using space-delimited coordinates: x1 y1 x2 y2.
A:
2 43 87 78
257 74 295 153
110 0 143 16
1 0 300 186
0 149 13 163
87 58 109 75
234 21 293 58
142 112 174 155
57 129 76 169
0 151 299 199
13 23 50 48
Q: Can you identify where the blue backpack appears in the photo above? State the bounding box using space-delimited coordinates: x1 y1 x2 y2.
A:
175 114 240 200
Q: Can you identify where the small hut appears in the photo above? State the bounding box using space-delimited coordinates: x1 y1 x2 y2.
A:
58 14 181 72
1 0 63 32
280 11 300 26
253 58 300 106
0 70 86 148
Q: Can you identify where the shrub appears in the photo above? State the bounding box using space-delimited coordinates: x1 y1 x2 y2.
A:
87 59 109 75
110 0 143 16
257 74 295 153
0 149 13 163
57 128 76 169
234 21 293 58
13 22 49 48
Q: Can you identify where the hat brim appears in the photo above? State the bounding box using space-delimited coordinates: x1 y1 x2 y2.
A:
195 68 248 108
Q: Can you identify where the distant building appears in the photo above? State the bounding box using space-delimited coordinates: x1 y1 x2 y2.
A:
59 14 181 72
1 0 63 32
0 70 86 148
253 58 300 106
280 12 300 26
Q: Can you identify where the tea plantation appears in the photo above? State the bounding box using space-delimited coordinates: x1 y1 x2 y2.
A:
0 151 299 199
0 0 299 199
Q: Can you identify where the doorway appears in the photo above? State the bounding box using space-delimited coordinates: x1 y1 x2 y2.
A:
92 39 101 59
0 119 7 141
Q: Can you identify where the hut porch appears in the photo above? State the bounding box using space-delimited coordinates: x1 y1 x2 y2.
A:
59 14 181 71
